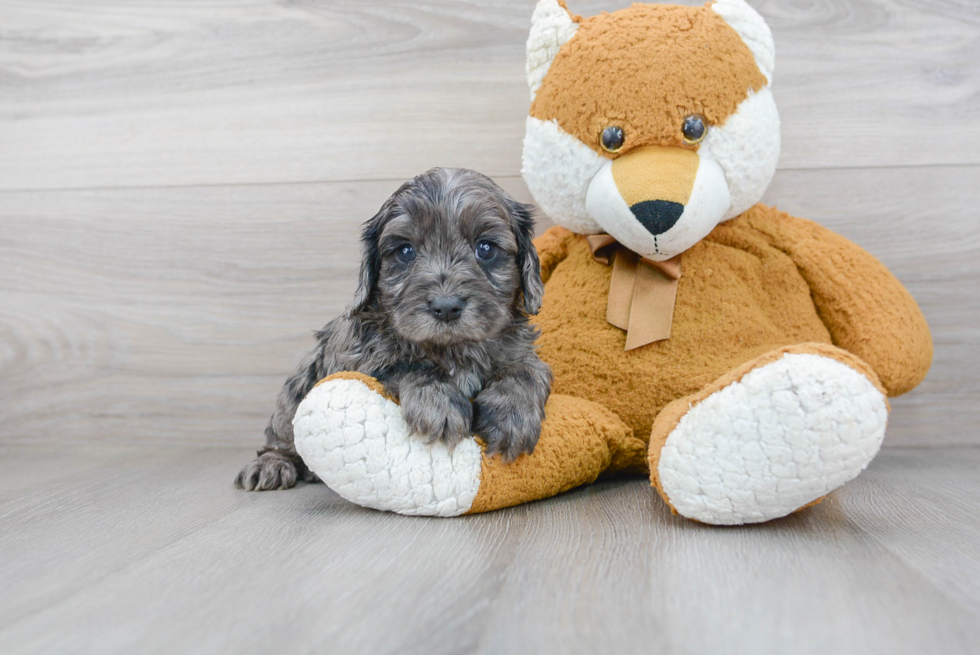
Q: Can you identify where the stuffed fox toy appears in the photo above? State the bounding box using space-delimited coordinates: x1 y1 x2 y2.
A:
291 0 933 525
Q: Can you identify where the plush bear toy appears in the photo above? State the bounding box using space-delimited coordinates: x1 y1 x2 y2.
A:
292 0 933 524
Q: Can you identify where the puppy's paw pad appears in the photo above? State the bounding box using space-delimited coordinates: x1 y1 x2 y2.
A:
473 393 542 461
401 389 473 447
234 453 299 491
474 423 538 462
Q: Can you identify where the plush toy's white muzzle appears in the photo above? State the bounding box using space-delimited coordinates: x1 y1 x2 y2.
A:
522 84 780 260
522 0 781 257
585 148 732 261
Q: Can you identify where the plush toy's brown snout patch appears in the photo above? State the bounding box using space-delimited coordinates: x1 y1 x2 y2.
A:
612 146 700 235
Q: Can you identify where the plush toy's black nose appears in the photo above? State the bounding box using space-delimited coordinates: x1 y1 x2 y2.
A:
630 200 685 236
429 296 465 323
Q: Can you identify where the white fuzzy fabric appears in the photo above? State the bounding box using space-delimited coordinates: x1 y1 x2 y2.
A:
526 0 579 101
292 378 483 517
585 153 731 261
522 116 605 234
699 87 781 221
658 354 888 525
521 91 779 247
711 0 775 83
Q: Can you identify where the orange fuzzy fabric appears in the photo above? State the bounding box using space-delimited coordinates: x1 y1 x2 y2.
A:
311 372 647 513
466 394 646 514
532 204 933 447
530 2 767 156
305 204 932 513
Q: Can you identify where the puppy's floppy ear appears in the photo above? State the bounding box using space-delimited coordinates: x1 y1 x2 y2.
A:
348 193 400 317
507 199 544 315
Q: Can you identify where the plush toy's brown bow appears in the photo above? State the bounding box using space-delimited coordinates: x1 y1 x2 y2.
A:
586 235 682 350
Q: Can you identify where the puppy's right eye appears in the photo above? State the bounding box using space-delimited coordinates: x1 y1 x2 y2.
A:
475 241 498 261
395 244 416 264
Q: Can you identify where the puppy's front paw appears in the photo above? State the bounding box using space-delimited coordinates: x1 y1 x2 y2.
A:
473 387 543 461
400 384 473 447
234 451 300 491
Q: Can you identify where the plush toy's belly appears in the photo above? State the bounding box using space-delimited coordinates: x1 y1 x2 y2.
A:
533 223 832 440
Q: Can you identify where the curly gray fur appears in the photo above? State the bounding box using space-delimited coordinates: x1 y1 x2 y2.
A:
236 168 552 491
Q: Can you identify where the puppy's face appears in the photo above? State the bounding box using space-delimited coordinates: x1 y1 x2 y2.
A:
350 169 543 347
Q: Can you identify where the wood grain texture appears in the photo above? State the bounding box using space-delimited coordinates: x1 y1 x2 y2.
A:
1 0 978 190
761 166 980 447
0 167 974 447
1 3 977 654
0 176 527 446
0 444 977 654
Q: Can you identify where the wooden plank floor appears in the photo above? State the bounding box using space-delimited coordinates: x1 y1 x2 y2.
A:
2 1 979 653
2 0 979 190
1 445 978 655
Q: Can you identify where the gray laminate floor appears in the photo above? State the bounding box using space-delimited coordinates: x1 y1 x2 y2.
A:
3 0 979 653
1 444 978 655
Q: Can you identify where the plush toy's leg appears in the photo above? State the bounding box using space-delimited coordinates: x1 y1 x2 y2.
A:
648 343 890 525
292 372 646 516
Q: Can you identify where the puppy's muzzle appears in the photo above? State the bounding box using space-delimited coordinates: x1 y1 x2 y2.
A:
429 295 466 323
585 145 731 260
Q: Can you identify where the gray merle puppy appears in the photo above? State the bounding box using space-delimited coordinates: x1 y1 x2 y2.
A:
235 168 553 491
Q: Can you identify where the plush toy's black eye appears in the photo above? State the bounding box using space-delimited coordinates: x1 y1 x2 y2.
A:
682 114 707 145
475 241 498 261
395 244 416 264
600 126 625 153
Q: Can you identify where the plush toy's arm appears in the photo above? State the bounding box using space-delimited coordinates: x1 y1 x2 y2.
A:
292 372 647 516
748 208 933 396
533 225 577 283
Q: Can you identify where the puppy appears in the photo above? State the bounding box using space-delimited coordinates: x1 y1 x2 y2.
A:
235 168 553 491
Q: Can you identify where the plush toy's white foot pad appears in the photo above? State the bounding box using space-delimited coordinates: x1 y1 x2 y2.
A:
292 378 483 517
658 353 888 525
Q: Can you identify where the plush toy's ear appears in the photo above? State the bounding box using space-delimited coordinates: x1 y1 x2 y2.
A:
348 192 403 317
506 198 544 315
526 0 579 101
711 0 775 83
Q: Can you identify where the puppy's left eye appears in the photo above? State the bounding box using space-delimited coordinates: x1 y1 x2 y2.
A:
475 241 498 261
395 244 416 264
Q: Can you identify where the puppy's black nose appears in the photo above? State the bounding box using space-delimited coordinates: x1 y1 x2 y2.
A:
429 296 465 323
630 200 684 236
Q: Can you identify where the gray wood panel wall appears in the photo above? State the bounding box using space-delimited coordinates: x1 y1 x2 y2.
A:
2 0 977 448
